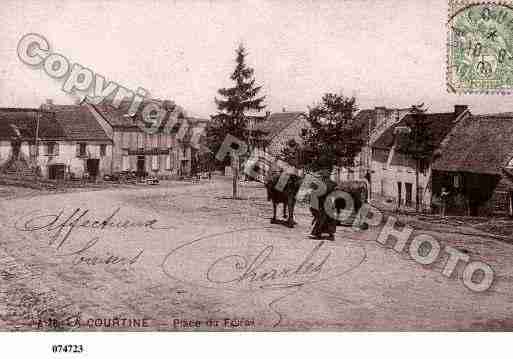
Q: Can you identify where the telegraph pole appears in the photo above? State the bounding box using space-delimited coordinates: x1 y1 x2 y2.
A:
410 103 426 212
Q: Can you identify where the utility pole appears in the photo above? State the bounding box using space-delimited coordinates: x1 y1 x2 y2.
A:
410 103 426 212
232 152 239 199
35 110 40 156
414 113 419 212
34 109 41 177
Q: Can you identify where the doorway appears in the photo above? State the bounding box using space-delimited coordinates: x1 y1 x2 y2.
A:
48 164 65 180
11 141 21 160
86 159 100 179
137 155 146 177
405 182 413 207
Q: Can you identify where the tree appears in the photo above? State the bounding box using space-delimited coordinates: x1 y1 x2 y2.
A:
207 44 265 198
396 104 434 211
283 93 363 179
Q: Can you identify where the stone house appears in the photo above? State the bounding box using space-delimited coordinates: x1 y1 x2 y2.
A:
249 111 308 158
243 111 308 179
89 99 205 178
0 104 112 180
432 113 513 216
370 105 470 210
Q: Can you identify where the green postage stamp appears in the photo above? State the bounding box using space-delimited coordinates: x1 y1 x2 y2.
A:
448 1 513 93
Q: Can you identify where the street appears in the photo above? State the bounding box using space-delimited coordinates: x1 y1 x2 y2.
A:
0 178 512 331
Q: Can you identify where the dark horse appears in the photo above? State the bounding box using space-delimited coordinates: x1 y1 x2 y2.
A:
265 173 302 228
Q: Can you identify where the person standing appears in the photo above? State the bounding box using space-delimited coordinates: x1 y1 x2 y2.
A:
440 187 450 218
310 171 338 240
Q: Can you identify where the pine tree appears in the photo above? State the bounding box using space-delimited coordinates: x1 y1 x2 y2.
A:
207 44 266 198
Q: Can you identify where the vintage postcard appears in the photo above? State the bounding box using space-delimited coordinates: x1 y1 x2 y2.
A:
1 0 513 343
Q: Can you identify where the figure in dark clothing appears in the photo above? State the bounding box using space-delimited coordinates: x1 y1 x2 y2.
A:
310 178 338 240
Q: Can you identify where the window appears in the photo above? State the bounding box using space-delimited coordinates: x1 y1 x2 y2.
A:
454 174 461 188
152 155 159 170
301 128 308 137
405 182 413 207
166 151 173 170
77 143 87 157
100 144 107 157
122 149 130 171
46 142 59 156
122 156 130 171
29 143 38 157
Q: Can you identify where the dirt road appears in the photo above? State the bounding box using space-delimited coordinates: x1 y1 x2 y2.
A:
0 179 512 331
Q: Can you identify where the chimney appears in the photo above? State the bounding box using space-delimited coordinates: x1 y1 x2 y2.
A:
454 105 468 117
41 99 54 111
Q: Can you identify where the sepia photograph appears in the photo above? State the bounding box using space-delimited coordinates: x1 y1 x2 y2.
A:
1 0 513 357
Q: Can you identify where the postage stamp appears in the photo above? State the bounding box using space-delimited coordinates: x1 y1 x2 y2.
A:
447 0 513 93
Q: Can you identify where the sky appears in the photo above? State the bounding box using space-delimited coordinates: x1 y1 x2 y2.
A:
2 0 513 118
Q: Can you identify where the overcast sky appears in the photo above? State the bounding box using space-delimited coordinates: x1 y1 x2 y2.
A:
2 0 513 117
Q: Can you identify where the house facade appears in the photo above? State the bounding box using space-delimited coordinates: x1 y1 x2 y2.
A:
337 106 410 186
244 111 308 179
0 104 113 180
432 114 513 216
253 111 309 158
370 105 470 211
89 99 206 178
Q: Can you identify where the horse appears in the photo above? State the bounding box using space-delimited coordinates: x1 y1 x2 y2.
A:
265 173 302 228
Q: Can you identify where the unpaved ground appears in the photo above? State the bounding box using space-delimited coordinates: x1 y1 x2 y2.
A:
0 179 513 331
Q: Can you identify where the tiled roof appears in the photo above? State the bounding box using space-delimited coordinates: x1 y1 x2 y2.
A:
372 112 457 151
0 108 66 140
251 112 305 139
92 99 186 129
433 115 513 175
50 105 111 141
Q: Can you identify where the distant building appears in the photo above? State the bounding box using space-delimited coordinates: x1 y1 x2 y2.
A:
432 113 513 216
254 111 308 158
244 110 308 179
371 105 470 210
0 103 112 180
337 106 410 185
89 99 206 178
249 110 308 159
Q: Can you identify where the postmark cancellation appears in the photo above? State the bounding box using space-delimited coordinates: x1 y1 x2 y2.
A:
448 0 513 93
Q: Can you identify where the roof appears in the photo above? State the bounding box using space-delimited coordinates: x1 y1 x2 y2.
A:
353 109 377 140
433 115 513 175
0 108 66 140
372 112 458 151
251 111 305 139
91 99 186 129
50 105 111 141
352 108 395 140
